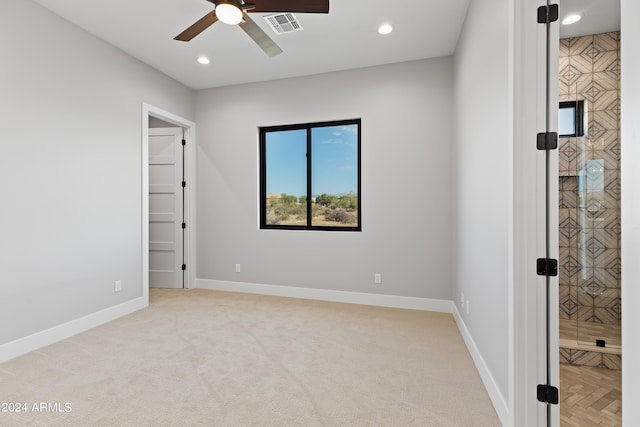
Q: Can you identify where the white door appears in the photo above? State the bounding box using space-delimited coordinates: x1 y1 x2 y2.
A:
149 127 183 288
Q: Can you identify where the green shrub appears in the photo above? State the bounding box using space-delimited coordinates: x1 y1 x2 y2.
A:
324 208 356 224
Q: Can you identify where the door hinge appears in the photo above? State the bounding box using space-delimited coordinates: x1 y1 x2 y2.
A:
182 264 186 271
537 258 558 277
537 4 559 24
537 384 559 404
537 132 558 150
182 181 186 188
182 222 186 229
182 139 186 146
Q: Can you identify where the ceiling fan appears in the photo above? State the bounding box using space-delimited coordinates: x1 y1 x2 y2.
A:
174 0 330 57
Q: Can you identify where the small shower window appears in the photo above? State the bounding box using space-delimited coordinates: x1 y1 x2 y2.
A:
559 100 584 137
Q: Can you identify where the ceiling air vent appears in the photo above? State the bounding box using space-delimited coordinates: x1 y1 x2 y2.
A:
264 13 303 34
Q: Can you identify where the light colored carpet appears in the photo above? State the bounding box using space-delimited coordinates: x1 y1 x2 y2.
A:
0 289 500 426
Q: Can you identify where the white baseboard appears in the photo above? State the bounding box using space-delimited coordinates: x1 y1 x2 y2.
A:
452 305 510 426
196 279 454 313
0 297 148 364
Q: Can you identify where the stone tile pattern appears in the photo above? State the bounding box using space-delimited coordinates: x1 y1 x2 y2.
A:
558 32 621 355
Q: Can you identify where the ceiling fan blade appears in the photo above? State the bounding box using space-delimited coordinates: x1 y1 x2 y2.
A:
238 13 283 57
174 11 218 41
248 0 329 13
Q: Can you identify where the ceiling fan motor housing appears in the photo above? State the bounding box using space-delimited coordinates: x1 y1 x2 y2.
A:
175 0 329 56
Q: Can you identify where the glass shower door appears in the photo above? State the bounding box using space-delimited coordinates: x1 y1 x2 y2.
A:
575 78 621 349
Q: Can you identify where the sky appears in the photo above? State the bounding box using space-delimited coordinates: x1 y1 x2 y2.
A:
265 124 358 197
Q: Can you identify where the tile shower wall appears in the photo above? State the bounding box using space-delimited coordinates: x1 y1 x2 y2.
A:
559 347 622 370
558 32 621 344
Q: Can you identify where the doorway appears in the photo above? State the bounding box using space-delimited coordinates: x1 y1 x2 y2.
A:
142 104 196 300
556 2 622 425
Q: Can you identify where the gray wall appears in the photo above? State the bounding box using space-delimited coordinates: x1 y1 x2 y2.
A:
0 0 194 345
452 0 512 401
196 58 454 300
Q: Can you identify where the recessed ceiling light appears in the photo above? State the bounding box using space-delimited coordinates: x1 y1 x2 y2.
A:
197 56 211 65
562 14 582 25
378 23 393 35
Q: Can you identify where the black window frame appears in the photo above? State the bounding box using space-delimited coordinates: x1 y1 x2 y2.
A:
259 118 362 232
559 100 585 137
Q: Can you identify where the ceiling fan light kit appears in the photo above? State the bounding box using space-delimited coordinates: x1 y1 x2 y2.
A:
174 0 329 57
215 0 244 25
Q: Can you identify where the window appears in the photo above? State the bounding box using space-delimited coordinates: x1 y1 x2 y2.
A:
260 119 361 231
559 100 584 137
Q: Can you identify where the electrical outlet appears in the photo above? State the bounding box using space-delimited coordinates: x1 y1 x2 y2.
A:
460 292 465 307
235 264 241 273
465 300 470 314
114 280 122 293
374 273 382 284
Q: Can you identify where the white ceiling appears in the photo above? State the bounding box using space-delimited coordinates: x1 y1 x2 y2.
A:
33 0 619 91
559 0 620 39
